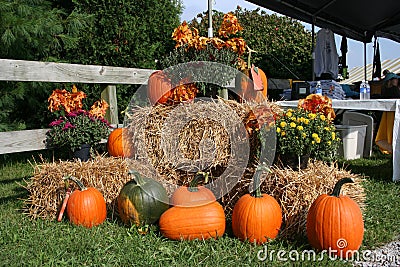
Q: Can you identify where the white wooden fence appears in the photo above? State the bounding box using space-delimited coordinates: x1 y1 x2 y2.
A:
0 59 155 154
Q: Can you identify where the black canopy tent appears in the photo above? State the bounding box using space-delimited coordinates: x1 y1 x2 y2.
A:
246 0 400 81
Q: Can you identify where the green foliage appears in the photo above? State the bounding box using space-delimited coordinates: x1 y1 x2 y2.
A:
191 7 313 80
68 0 182 68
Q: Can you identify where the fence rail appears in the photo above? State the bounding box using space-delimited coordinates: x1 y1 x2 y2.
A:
0 59 155 154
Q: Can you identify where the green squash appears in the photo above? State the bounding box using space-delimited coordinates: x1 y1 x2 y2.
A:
117 170 169 227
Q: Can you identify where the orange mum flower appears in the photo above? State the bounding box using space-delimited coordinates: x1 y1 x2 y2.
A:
172 21 195 48
89 99 109 118
298 94 336 120
48 86 87 113
218 12 243 38
225 37 247 55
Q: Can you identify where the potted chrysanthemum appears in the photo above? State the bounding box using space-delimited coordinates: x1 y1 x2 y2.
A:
275 94 341 169
158 12 248 98
46 85 111 160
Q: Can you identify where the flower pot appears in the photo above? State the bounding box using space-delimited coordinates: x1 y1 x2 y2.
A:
276 153 310 171
73 144 91 161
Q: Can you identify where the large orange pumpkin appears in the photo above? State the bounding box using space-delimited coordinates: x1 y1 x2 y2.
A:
65 176 107 228
231 172 282 245
306 178 364 259
159 201 225 241
169 172 216 207
107 128 133 158
236 64 268 103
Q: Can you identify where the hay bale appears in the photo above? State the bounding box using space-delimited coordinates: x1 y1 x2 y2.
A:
124 98 271 182
23 156 159 220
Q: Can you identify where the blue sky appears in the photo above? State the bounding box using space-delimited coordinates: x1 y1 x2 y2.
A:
180 0 400 70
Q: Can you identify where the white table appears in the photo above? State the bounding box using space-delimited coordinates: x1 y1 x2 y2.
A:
277 99 400 182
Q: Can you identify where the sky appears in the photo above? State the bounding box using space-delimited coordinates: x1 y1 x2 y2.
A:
180 0 400 71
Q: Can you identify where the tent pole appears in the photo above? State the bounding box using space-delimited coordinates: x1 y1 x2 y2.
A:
208 0 213 38
312 17 315 81
364 31 367 82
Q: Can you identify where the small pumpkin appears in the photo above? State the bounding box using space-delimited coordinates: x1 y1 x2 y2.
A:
65 176 107 228
231 169 282 244
159 201 225 241
117 170 169 227
306 178 364 258
107 128 132 158
170 172 216 207
236 64 267 103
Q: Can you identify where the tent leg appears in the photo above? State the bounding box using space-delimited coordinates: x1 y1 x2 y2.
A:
364 32 367 82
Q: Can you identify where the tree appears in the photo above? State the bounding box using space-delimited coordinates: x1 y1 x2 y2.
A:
189 7 313 80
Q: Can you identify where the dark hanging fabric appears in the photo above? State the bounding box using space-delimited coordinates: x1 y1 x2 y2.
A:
372 38 382 80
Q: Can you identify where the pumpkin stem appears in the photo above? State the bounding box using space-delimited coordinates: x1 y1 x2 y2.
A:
330 178 354 197
128 169 145 185
251 165 270 198
64 175 87 191
188 172 209 192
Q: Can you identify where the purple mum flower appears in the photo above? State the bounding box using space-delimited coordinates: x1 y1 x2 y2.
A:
62 122 76 131
49 119 64 127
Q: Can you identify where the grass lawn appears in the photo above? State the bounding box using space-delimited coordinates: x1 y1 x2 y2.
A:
0 150 399 266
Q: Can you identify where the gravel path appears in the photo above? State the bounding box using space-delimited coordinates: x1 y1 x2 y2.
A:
352 239 400 267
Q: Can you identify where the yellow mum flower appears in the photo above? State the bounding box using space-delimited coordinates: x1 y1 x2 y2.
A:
280 121 287 128
297 125 304 131
332 132 336 140
290 122 296 128
312 133 318 139
324 127 330 131
304 119 309 124
320 114 326 121
327 141 332 145
302 133 306 138
287 111 292 117
308 113 317 119
276 127 281 133
316 137 321 143
281 131 286 136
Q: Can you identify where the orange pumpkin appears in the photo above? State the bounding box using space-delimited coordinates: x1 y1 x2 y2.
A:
306 178 364 259
231 172 282 244
65 176 107 228
107 128 133 158
159 201 225 241
170 172 216 207
147 70 173 105
147 71 197 105
236 65 268 103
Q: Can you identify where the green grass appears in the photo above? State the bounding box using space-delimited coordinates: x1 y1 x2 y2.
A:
0 151 399 266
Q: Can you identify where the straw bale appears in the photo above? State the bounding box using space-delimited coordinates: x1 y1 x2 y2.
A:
23 156 161 220
123 98 267 182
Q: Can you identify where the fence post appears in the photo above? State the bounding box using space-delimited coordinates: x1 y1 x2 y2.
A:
101 85 118 125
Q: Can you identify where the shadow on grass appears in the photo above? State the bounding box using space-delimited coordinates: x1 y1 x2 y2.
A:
337 152 393 183
0 186 29 205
